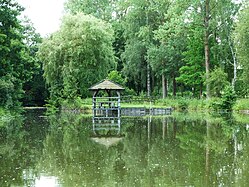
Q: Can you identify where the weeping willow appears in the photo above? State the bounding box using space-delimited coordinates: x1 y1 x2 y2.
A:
38 13 116 106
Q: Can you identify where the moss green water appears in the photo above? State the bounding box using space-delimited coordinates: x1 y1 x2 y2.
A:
1 109 249 186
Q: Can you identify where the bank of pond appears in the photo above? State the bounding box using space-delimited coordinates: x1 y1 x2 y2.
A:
58 97 249 114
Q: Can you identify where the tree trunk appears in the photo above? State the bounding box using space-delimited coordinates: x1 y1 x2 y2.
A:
200 83 203 98
152 71 155 94
166 78 168 97
204 0 210 99
162 74 166 99
205 120 210 186
229 39 237 89
147 62 151 97
173 75 177 97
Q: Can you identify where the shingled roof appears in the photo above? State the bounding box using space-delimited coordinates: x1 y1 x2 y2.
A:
89 79 125 91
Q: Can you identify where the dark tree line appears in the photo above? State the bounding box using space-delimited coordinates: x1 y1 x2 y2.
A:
0 0 47 108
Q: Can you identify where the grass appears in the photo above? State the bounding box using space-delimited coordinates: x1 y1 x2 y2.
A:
56 96 249 113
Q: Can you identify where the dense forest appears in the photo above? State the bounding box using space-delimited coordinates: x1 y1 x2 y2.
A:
0 0 249 109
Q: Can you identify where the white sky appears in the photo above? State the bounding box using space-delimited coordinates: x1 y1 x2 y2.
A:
17 0 66 37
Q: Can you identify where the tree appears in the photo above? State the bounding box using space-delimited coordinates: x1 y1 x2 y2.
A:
234 5 249 95
202 0 240 98
153 0 188 97
65 0 114 21
107 70 126 86
122 0 170 96
65 0 127 77
0 1 44 108
21 18 47 106
206 68 229 97
0 0 25 108
155 0 240 98
204 0 211 99
38 13 116 106
176 29 205 97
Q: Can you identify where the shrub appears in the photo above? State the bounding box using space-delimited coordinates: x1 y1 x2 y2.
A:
177 99 188 111
209 85 237 111
234 99 249 111
220 85 237 111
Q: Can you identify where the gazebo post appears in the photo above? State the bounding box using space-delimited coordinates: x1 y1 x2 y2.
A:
117 91 121 128
92 90 98 124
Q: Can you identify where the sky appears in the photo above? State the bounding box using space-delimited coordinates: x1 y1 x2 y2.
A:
17 0 66 37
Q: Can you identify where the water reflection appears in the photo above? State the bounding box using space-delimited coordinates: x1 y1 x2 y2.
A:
92 118 121 136
1 111 249 186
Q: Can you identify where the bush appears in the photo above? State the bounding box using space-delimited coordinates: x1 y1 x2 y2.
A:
220 85 237 111
177 99 188 111
209 85 237 111
209 97 222 111
234 99 249 111
206 68 229 97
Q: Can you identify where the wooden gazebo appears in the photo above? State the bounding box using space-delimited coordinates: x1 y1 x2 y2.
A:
89 80 124 132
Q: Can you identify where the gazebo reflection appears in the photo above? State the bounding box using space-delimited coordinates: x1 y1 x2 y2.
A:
89 80 124 148
91 120 123 148
92 119 121 135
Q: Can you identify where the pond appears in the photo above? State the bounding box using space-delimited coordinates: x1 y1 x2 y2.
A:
1 109 249 187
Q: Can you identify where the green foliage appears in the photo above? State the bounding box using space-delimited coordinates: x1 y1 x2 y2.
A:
60 97 92 111
39 13 116 106
177 99 188 111
121 0 170 94
107 70 126 86
107 70 136 96
206 68 230 97
176 29 205 90
0 107 12 122
209 97 223 111
220 85 237 111
0 0 245 109
210 85 237 111
234 5 249 95
21 18 47 106
0 1 44 108
63 0 246 100
0 0 24 108
65 0 113 21
234 99 249 111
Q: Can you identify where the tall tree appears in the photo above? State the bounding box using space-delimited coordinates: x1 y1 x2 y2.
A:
176 28 205 97
204 0 211 98
38 13 116 106
122 0 170 96
65 0 127 75
156 0 240 98
0 0 26 108
153 0 188 97
21 17 46 106
234 4 249 95
65 0 115 21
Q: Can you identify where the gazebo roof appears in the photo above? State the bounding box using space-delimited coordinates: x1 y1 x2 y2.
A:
89 79 125 91
91 137 123 148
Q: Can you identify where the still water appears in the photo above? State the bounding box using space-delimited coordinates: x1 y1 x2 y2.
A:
1 109 249 187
